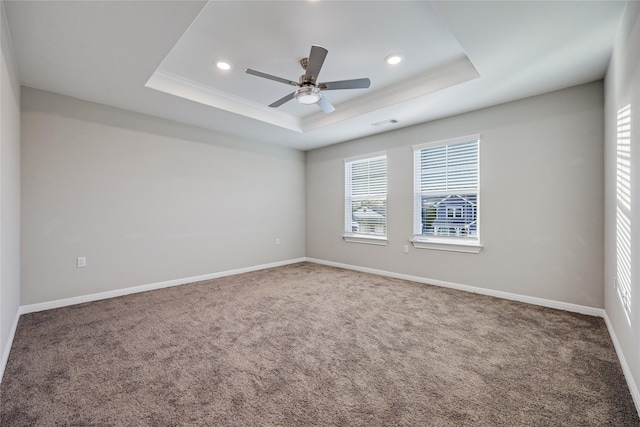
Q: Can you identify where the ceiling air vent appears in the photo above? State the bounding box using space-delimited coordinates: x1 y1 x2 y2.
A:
371 118 399 128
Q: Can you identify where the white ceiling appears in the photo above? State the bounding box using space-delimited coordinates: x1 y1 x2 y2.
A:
4 1 627 151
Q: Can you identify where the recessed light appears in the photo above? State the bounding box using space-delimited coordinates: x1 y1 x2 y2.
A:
216 61 231 70
385 54 403 65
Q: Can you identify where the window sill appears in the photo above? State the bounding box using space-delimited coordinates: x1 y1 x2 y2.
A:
343 234 388 246
410 238 483 254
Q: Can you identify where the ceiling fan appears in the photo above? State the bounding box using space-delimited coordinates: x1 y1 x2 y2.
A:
245 45 371 113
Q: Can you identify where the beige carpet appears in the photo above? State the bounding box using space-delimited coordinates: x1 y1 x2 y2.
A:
1 262 638 426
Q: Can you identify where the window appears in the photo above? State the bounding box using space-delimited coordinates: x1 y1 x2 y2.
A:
412 135 481 253
616 104 631 322
344 153 387 245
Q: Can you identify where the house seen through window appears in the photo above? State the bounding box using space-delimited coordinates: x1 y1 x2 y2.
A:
413 135 480 245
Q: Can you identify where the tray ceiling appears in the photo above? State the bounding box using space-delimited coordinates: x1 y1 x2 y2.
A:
3 1 627 150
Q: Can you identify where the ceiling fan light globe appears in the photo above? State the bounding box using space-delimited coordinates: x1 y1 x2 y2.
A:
295 86 321 105
297 94 320 105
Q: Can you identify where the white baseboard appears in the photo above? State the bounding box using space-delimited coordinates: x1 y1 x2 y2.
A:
603 312 640 417
19 258 307 315
0 309 21 383
305 258 604 317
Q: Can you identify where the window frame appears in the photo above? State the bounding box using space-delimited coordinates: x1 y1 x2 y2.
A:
411 135 482 253
343 152 388 246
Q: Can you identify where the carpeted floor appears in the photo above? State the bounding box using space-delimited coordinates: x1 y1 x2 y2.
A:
1 262 638 426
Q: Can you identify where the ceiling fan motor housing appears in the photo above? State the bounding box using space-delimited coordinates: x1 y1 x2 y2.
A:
299 75 316 86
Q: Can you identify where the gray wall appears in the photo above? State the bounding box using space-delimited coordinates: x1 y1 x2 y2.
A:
604 1 640 406
0 1 21 379
307 81 604 308
20 88 306 305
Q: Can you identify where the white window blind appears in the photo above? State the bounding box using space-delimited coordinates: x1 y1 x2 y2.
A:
344 153 387 238
616 104 631 320
413 135 479 243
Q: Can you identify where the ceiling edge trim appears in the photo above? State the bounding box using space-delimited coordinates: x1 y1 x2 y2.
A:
145 70 302 133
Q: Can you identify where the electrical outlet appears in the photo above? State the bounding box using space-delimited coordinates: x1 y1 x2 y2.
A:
275 238 280 245
77 257 86 268
403 245 409 254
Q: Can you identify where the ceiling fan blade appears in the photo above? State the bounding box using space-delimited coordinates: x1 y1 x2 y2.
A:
319 78 371 90
268 92 295 108
246 69 298 87
304 45 328 82
316 96 335 113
